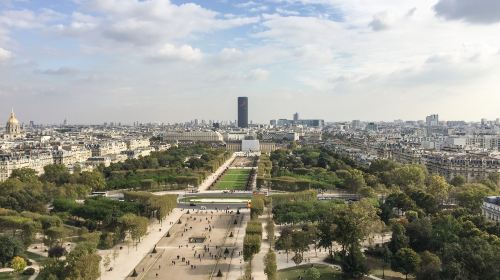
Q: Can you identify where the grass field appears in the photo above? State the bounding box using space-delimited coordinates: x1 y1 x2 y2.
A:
0 272 30 280
367 256 409 280
25 251 47 264
278 264 341 280
214 169 251 190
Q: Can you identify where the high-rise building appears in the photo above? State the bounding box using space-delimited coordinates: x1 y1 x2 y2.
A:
238 97 248 128
293 112 299 121
426 114 439 126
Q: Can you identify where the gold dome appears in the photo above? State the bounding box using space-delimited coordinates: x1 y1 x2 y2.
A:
7 110 19 125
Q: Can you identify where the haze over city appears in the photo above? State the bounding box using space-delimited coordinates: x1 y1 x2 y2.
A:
1 0 500 123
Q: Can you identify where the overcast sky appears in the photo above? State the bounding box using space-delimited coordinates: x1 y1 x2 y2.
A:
0 0 500 124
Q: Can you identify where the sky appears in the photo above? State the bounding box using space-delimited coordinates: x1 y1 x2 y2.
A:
0 0 500 124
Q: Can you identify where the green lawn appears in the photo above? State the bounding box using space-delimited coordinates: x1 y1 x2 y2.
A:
214 169 251 190
366 256 409 280
25 251 47 264
278 264 341 280
0 272 30 280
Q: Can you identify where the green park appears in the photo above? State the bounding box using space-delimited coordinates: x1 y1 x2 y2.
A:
214 169 252 190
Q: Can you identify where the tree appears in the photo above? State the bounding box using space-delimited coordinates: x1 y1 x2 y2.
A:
381 192 416 222
304 267 321 280
368 159 400 174
276 227 293 262
387 165 427 189
48 246 67 258
291 230 310 258
441 235 500 280
65 242 101 280
417 251 441 280
41 164 71 185
408 189 438 214
392 248 421 280
11 256 26 272
266 217 275 247
44 226 68 248
119 213 148 245
78 171 106 191
454 183 491 214
406 218 432 252
450 175 466 187
344 169 367 193
251 196 265 218
243 234 261 261
264 250 277 280
318 216 336 259
341 245 368 279
333 199 383 258
10 168 38 182
426 174 450 203
389 223 409 254
0 236 24 267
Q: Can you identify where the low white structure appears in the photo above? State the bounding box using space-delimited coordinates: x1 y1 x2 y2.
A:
242 139 260 152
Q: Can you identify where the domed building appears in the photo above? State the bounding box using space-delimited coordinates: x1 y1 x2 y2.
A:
3 109 25 140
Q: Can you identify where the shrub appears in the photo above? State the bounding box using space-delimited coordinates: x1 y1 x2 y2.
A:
23 267 36 275
48 245 67 258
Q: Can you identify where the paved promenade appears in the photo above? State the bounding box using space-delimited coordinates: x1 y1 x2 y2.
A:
98 208 184 280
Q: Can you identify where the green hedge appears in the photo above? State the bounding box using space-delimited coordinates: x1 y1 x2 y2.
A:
245 220 263 235
243 231 262 261
271 190 317 207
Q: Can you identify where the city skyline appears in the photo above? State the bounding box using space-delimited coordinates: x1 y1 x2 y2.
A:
1 0 500 123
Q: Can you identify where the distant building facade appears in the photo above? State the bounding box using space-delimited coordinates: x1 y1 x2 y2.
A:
163 131 224 143
482 196 500 222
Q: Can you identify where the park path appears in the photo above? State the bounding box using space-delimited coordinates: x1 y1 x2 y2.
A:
28 258 40 280
198 153 236 192
98 208 184 280
252 216 270 280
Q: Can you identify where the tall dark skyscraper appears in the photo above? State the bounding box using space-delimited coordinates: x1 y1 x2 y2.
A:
237 97 248 128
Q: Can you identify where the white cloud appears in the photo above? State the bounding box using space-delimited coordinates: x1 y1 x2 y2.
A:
0 47 11 62
35 67 78 75
73 0 259 46
150 43 202 62
245 68 269 81
54 12 99 35
5 0 500 122
217 48 244 62
0 8 63 28
275 8 300 16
